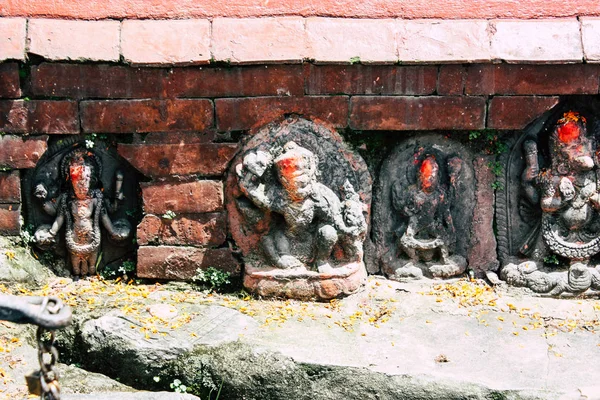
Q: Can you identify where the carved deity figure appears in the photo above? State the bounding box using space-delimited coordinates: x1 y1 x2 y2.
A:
384 154 466 279
236 141 367 272
502 111 600 295
33 149 130 278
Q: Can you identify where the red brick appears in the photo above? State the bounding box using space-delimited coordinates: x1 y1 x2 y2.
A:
488 96 560 130
0 100 79 134
465 64 600 95
30 63 168 99
307 65 437 95
0 171 20 203
141 180 223 214
437 65 466 95
81 100 213 133
349 96 486 130
0 135 48 169
141 132 217 144
118 142 238 177
0 205 20 235
0 63 21 98
216 96 349 131
166 65 304 98
137 213 226 246
137 246 240 279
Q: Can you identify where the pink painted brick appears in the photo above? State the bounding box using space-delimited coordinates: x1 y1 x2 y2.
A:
397 20 490 63
0 18 26 61
306 18 397 63
582 18 600 62
212 17 304 63
491 19 582 63
28 19 120 62
122 19 210 65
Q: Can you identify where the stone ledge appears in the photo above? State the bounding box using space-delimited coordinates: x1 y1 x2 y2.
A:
0 17 595 64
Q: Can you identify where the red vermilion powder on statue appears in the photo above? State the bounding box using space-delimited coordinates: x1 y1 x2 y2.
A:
557 121 581 143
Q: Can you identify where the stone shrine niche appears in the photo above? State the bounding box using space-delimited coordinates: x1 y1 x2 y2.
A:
23 138 139 278
226 117 371 300
371 135 476 280
497 99 600 295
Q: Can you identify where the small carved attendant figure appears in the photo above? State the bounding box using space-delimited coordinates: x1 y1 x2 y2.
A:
384 154 466 279
33 149 130 278
237 141 366 272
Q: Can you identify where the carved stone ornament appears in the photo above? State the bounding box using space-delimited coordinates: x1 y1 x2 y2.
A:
226 117 371 300
23 138 138 278
497 103 600 295
371 135 478 280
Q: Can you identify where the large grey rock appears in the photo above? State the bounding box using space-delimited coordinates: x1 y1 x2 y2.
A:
64 393 199 400
0 236 55 285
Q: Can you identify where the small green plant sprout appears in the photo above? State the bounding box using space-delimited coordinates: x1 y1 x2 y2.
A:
544 254 560 265
487 161 504 190
162 210 177 220
349 56 361 64
468 131 481 140
118 260 135 277
192 267 231 291
170 379 187 394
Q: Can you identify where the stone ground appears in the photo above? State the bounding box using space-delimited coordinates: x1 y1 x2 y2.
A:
1 271 600 400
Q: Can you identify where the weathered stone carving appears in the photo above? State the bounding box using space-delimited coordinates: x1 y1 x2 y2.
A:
24 139 137 278
498 109 600 295
372 135 482 280
227 117 371 300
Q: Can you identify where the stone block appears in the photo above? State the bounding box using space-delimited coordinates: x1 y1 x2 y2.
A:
137 246 240 279
136 213 226 246
0 135 48 169
31 63 168 99
0 63 21 98
0 100 79 134
0 171 20 203
465 64 600 95
215 96 349 131
487 96 560 130
118 142 238 177
141 180 223 214
212 17 305 63
28 19 120 62
121 19 210 65
437 65 466 95
0 18 26 61
0 205 20 235
490 19 583 62
81 99 213 133
166 65 304 98
306 65 437 95
582 17 600 62
306 18 397 63
397 19 491 63
349 96 486 130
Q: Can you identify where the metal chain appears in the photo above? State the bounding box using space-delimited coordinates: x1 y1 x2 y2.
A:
35 300 62 400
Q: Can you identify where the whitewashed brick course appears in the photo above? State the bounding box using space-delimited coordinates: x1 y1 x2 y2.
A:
491 19 583 63
306 18 397 63
397 19 491 63
0 18 26 61
581 17 600 62
212 17 305 63
28 19 120 62
121 20 210 65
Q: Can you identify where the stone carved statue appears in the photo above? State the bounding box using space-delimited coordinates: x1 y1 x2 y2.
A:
32 148 131 278
236 141 367 273
501 111 600 295
382 154 466 279
226 117 371 300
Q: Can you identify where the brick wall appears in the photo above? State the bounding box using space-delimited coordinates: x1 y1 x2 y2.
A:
1 61 597 278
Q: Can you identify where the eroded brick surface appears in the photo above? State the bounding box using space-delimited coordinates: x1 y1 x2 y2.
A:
0 205 20 235
350 96 486 130
137 213 227 246
0 63 21 98
0 171 21 203
118 142 238 177
137 246 240 279
81 99 213 133
437 65 466 95
0 135 48 169
141 180 223 214
0 100 79 134
488 96 560 129
216 96 349 131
